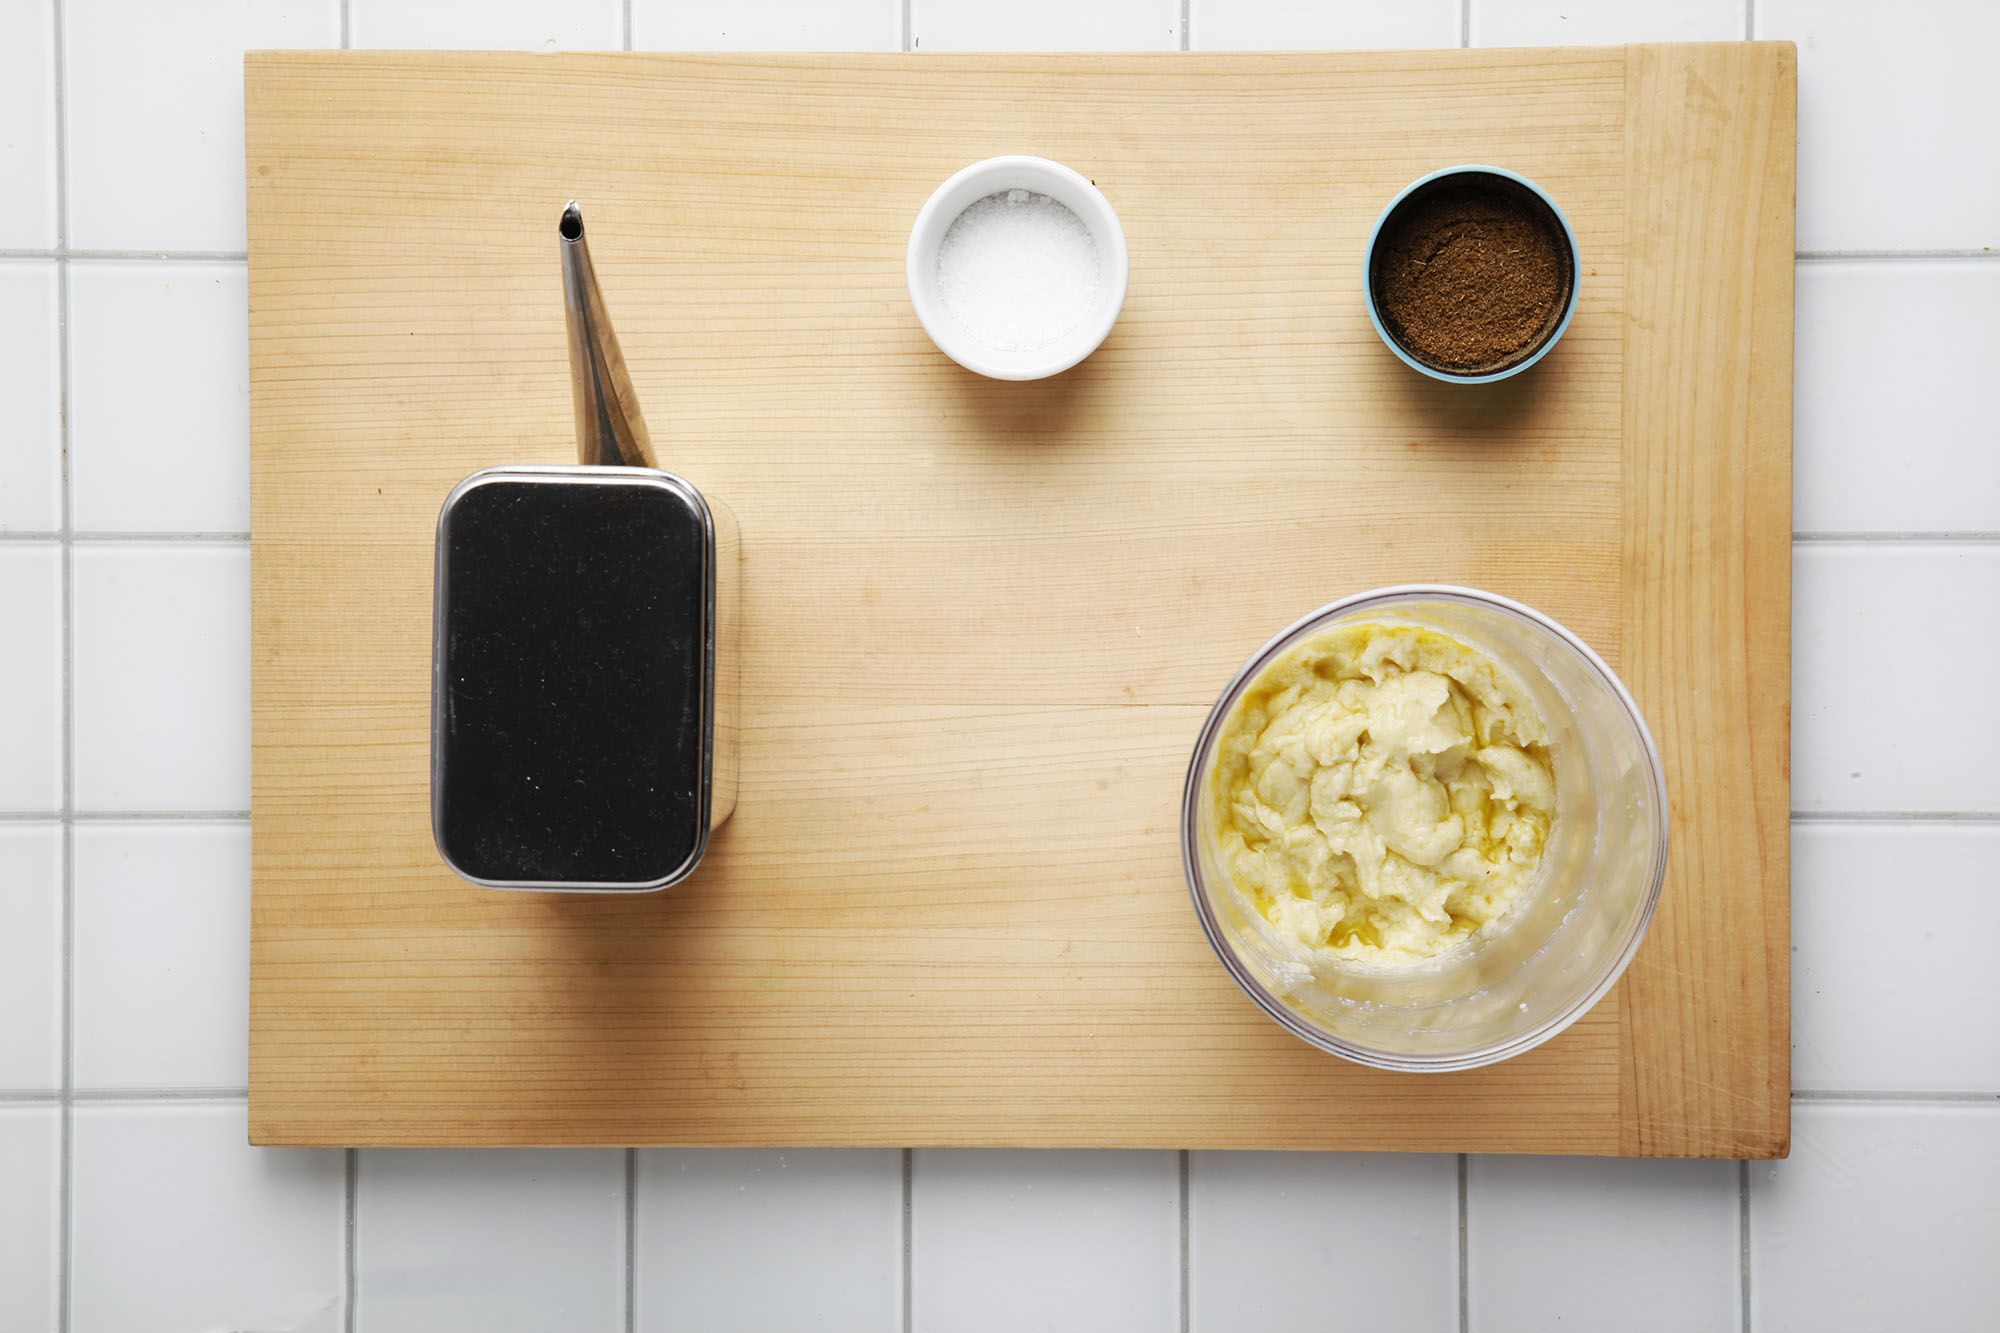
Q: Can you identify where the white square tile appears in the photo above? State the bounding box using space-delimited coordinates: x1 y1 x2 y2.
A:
70 1101 344 1333
0 263 61 533
1471 0 1742 46
73 822 251 1090
1793 544 2000 814
914 0 1180 51
0 545 62 810
1795 261 2000 534
356 1149 624 1332
70 262 250 534
0 1106 60 1331
1758 0 2000 252
634 1149 901 1333
912 1149 1178 1333
0 0 57 248
1193 1 1458 49
64 0 339 252
1753 1103 2000 1332
1794 822 2000 1094
0 825 62 1092
632 0 900 51
1190 1151 1457 1330
1468 1155 1739 1333
350 0 621 50
72 543 251 812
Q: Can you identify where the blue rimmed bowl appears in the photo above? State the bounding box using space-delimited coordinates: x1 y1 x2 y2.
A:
1363 164 1580 384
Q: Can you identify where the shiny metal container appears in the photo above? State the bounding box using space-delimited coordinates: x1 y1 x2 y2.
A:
430 204 739 892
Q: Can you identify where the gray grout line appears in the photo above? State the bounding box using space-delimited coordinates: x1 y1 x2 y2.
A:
901 0 911 52
340 0 351 49
64 1087 253 1101
1460 0 1471 47
1794 1089 2000 1103
1457 1154 1470 1332
74 810 253 822
1795 531 2000 542
344 1150 358 1333
1797 249 1997 261
0 531 251 543
901 1148 914 1333
0 248 249 262
1739 1160 1752 1333
0 811 249 821
624 1149 636 1333
1179 0 1190 50
622 0 632 50
1746 0 1755 41
53 0 74 1318
1791 810 2000 824
1178 1150 1190 1333
74 531 249 543
67 1088 245 1101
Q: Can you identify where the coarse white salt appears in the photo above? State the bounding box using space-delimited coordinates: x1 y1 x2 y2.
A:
936 188 1101 353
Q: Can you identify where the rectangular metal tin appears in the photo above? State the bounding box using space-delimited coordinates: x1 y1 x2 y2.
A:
430 464 737 892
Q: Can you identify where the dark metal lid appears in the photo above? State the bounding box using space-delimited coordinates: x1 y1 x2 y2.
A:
431 466 717 891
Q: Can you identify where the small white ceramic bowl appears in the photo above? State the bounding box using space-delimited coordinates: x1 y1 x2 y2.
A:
906 155 1129 381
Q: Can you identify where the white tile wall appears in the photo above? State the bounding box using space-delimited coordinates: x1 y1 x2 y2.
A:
69 263 250 534
912 1150 1179 1332
0 544 63 811
1189 1151 1458 1330
1793 544 2000 814
71 822 250 1090
1752 1103 2000 1333
71 543 251 812
355 1150 625 1331
1471 0 1743 45
0 824 62 1093
913 0 1180 51
69 1101 344 1333
350 0 622 51
1191 0 1459 49
4 2 1995 1330
1795 261 2000 535
64 0 339 252
0 0 57 249
634 1149 903 1332
632 0 901 50
1793 822 2000 1094
0 262 62 532
1758 0 2000 253
0 1105 60 1332
1469 1156 1742 1332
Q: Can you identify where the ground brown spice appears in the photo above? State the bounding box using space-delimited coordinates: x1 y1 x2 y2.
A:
1370 176 1573 375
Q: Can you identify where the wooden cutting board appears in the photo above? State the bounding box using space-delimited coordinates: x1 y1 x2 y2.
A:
246 46 1794 1156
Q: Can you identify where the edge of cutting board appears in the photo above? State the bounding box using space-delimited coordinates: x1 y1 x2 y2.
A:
245 44 1795 1156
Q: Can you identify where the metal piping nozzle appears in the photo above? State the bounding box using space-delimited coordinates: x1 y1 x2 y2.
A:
559 202 657 470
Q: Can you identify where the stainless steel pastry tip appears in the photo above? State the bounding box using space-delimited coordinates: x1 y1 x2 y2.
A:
560 201 657 469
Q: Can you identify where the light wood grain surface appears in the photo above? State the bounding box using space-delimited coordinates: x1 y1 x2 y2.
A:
246 46 1792 1154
